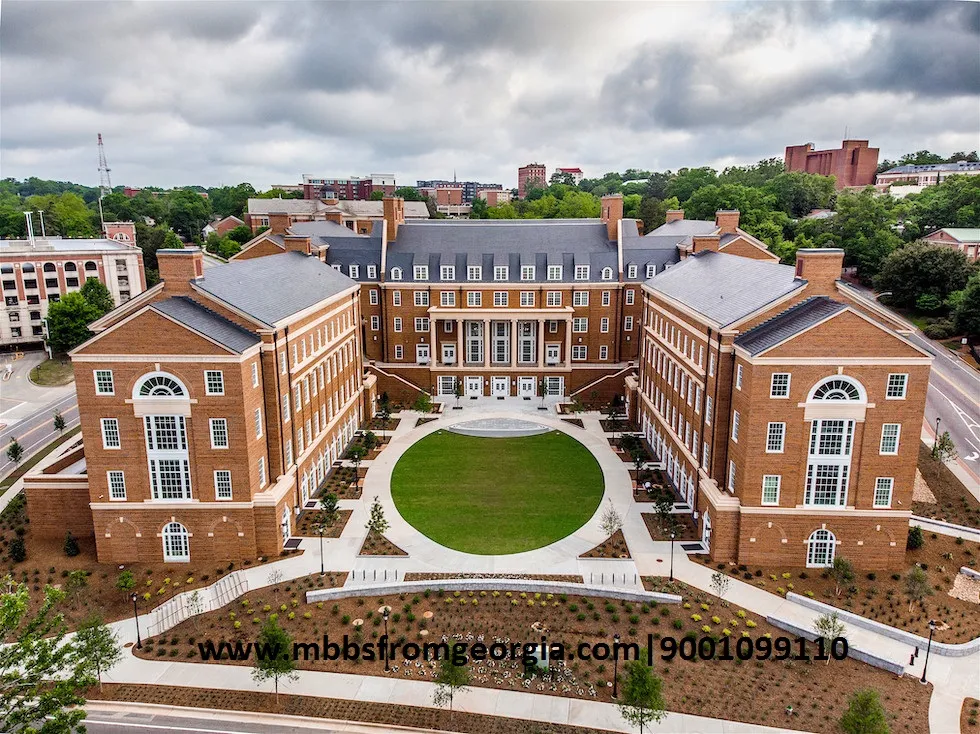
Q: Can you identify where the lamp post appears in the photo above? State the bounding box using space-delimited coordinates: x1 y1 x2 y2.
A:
612 633 620 699
933 417 942 454
669 532 676 582
131 593 142 649
318 524 325 577
920 619 936 684
382 607 391 672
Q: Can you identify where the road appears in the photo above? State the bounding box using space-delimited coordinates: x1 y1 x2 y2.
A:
0 391 79 478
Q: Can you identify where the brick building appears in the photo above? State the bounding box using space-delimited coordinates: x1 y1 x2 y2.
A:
1 222 145 348
25 244 375 563
244 198 429 234
518 163 547 198
922 228 980 262
555 167 584 185
628 246 931 569
301 174 396 201
784 140 879 190
417 180 503 203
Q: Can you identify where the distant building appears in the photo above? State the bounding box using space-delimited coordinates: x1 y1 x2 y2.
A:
301 174 396 201
784 140 879 190
875 161 980 195
477 188 512 207
417 184 471 217
203 215 244 239
555 167 584 185
922 228 980 262
518 163 547 198
123 188 208 199
416 180 502 203
244 198 429 234
268 184 304 195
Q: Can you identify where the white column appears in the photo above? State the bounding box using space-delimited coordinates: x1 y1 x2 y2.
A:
564 317 572 366
510 319 518 367
457 319 464 365
537 319 545 367
429 318 437 365
482 319 490 368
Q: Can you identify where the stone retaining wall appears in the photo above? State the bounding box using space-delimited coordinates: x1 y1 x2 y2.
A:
764 616 906 675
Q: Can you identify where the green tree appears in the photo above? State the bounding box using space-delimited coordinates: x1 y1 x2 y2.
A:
469 197 489 219
637 196 680 233
874 242 975 309
904 565 932 612
80 277 115 316
74 615 122 691
50 192 98 237
6 438 23 466
617 657 666 733
931 431 958 498
412 391 432 413
166 188 212 240
115 570 136 596
904 175 980 238
366 496 389 536
63 532 80 558
369 190 385 200
718 157 786 187
556 190 601 218
347 444 366 476
813 611 846 665
764 171 836 218
316 493 340 532
899 150 946 166
954 273 980 337
46 292 101 354
251 617 297 704
226 224 254 244
0 584 98 733
208 183 255 219
829 556 854 597
53 410 66 434
432 657 470 725
840 689 890 734
831 189 902 281
393 186 427 202
906 525 924 550
666 167 717 202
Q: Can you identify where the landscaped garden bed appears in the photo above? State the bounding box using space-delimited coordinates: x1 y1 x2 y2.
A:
415 416 439 427
560 418 584 428
313 466 364 500
694 534 980 643
914 442 980 529
963 697 979 732
365 416 401 433
343 430 390 461
403 573 584 583
294 509 353 538
358 531 408 556
599 419 638 433
642 512 700 542
579 529 631 559
132 582 931 733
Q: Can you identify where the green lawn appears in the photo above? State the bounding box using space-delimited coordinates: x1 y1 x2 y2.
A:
390 430 603 555
29 358 75 386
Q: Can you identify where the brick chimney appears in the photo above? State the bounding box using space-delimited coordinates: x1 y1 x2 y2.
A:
691 234 721 253
383 197 405 241
283 235 311 256
714 210 740 235
601 194 624 241
795 248 844 294
666 210 685 223
158 247 204 294
268 212 291 235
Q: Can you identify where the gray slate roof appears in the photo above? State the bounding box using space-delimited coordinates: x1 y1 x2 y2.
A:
881 161 980 175
734 296 847 356
641 218 719 250
193 251 357 327
151 296 261 353
646 251 803 326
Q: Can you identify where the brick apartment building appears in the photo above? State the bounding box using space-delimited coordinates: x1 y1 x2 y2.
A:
922 228 980 262
784 140 879 189
417 180 503 203
1 222 146 348
25 244 375 563
518 163 547 198
301 173 397 201
244 198 429 234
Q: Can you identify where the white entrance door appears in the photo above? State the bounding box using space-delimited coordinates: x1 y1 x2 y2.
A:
442 343 456 365
518 377 536 397
465 376 482 397
701 510 711 550
491 376 509 397
416 344 430 365
545 344 560 365
544 376 565 397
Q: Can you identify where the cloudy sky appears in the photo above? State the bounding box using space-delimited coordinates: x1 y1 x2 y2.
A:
2 1 978 191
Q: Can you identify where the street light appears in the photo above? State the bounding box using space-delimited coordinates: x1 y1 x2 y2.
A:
669 532 676 582
130 593 142 649
612 633 621 699
317 523 325 577
933 417 942 454
382 607 391 672
920 619 936 684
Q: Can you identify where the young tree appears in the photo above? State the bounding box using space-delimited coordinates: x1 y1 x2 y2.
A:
839 688 891 734
829 556 855 597
454 378 464 407
64 569 87 609
317 493 340 533
710 571 731 601
74 615 122 691
607 398 625 439
362 430 378 452
115 570 136 597
432 657 470 725
599 500 623 538
80 277 115 316
366 496 389 536
53 410 66 434
251 616 297 705
377 396 392 434
907 525 925 550
654 492 675 535
267 568 284 603
348 444 367 475
63 531 80 557
46 291 101 354
0 584 98 732
187 589 205 631
904 565 933 612
412 391 432 413
931 431 958 496
813 612 846 664
5 437 23 466
617 658 666 733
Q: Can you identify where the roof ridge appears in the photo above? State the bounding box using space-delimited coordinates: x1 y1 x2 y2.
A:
156 295 258 336
736 295 828 336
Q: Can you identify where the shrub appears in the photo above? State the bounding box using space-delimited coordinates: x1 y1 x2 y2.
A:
907 526 924 550
63 531 80 557
8 538 26 562
923 318 954 340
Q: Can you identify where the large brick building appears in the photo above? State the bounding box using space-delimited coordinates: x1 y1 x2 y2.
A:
784 140 879 190
518 163 547 198
244 198 429 235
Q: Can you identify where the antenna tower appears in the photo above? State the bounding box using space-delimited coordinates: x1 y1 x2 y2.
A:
97 133 112 230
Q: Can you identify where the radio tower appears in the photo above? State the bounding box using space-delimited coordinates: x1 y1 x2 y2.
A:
97 133 112 231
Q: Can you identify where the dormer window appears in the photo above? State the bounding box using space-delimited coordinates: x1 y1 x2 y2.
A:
413 265 429 280
390 267 402 281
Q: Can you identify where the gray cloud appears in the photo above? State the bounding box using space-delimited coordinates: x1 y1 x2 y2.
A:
1 0 977 190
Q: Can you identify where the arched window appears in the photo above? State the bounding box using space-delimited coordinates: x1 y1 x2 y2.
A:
601 267 613 280
64 262 77 272
84 261 98 271
806 529 836 567
162 522 190 561
811 378 862 401
113 232 131 241
390 267 402 281
136 373 186 397
22 263 35 273
43 262 56 273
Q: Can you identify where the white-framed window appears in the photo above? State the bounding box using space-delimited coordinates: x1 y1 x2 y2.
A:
708 353 715 377
735 365 743 390
886 373 908 399
209 418 229 449
393 317 403 332
705 396 713 425
251 362 259 388
284 439 293 467
280 351 287 374
493 291 508 306
766 422 785 453
394 344 403 359
414 291 429 306
95 370 114 395
467 266 482 281
761 475 780 505
574 265 590 280
367 265 377 279
413 265 429 280
731 411 740 442
806 529 836 568
371 315 380 330
625 316 634 331
258 457 267 488
444 321 453 333
702 441 710 467
646 264 656 278
573 291 589 306
625 265 636 279
520 291 534 307
874 477 894 508
625 289 635 305
369 289 379 305
282 393 290 422
254 408 263 438
414 317 430 332
571 345 587 360
546 291 561 306
599 345 608 360
392 290 402 306
441 265 455 281
390 267 402 281
494 266 508 281
572 318 588 332
348 264 359 279
600 317 609 333
467 291 482 307
770 373 790 398
549 320 559 333
601 291 610 306
547 265 562 281
521 265 535 281
215 470 233 500
101 418 121 449
440 291 456 307
162 522 190 562
727 460 736 492
107 471 126 500
880 423 901 455
205 370 224 395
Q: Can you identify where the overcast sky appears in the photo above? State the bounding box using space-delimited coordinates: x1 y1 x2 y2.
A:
2 1 978 191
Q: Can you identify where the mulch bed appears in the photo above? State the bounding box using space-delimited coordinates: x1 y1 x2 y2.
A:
416 416 439 427
913 443 980 529
642 512 700 542
694 534 980 644
579 529 631 559
314 466 363 500
294 510 352 538
963 697 980 732
404 573 584 583
358 531 408 556
133 582 931 734
86 683 610 734
560 419 584 429
366 416 401 432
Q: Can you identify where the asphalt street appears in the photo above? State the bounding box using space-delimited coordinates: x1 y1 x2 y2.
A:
0 390 79 477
